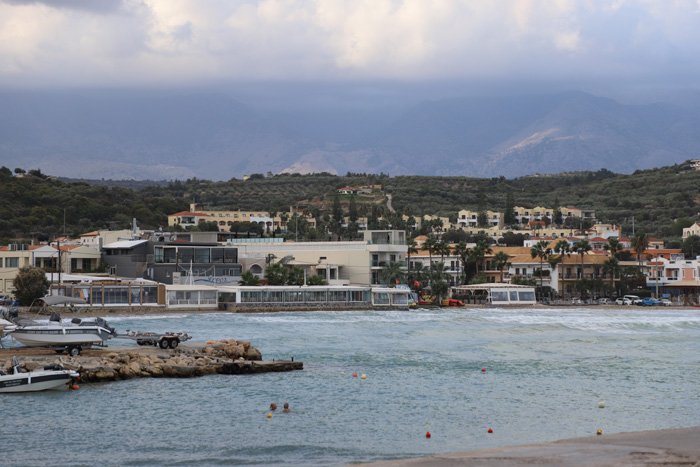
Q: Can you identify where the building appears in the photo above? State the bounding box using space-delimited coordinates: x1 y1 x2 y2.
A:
682 223 700 239
0 243 102 296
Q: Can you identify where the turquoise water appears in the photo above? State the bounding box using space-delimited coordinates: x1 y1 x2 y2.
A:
3 307 700 466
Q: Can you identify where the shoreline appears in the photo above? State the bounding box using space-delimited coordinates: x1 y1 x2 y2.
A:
10 303 694 318
354 426 700 466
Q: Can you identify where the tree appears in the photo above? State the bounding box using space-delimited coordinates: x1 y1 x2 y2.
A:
681 235 700 259
265 263 289 285
434 240 451 262
307 275 327 286
287 266 305 286
603 237 622 259
602 257 621 295
13 266 50 306
572 239 592 279
423 237 436 273
332 192 343 223
348 195 358 222
530 240 551 291
492 251 511 283
429 262 450 303
406 237 418 274
553 197 563 226
671 218 694 237
381 261 406 287
454 241 471 285
503 191 516 226
469 240 493 276
630 233 649 271
238 270 261 286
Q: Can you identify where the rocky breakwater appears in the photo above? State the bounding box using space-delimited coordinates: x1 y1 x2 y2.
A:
1 339 302 383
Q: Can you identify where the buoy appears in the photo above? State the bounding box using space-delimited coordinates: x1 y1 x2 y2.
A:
71 385 80 390
352 372 357 377
481 368 486 372
597 429 602 435
360 374 367 379
206 341 215 344
488 428 493 433
598 401 605 408
426 431 431 438
267 413 272 418
341 372 345 375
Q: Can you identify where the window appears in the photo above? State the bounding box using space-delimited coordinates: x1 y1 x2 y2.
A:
492 291 508 302
5 257 19 268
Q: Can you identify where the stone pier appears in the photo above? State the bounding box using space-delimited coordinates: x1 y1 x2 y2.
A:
0 339 302 383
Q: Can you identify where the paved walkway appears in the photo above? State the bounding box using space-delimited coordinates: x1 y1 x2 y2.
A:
354 427 700 466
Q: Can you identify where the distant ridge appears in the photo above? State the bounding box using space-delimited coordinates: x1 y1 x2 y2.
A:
2 90 699 180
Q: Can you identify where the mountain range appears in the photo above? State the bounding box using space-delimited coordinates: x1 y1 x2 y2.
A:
1 89 699 180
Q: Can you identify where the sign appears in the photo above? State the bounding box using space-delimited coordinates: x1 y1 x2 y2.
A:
669 253 685 261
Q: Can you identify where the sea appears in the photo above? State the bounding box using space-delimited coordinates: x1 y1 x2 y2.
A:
3 307 699 466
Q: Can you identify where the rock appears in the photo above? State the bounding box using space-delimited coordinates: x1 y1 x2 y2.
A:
245 347 262 361
23 361 42 371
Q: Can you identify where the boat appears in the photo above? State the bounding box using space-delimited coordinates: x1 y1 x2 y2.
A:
3 296 118 354
0 356 79 393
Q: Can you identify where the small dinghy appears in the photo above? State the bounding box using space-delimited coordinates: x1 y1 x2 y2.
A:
0 357 79 393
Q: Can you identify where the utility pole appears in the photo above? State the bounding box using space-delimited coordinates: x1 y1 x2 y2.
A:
57 236 61 291
655 252 660 299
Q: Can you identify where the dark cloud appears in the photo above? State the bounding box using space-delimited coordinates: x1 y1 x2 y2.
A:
1 0 129 14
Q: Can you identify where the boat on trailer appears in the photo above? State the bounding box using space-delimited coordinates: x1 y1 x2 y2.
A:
3 296 118 355
0 356 79 393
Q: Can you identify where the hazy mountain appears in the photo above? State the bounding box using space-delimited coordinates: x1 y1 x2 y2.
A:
1 89 699 180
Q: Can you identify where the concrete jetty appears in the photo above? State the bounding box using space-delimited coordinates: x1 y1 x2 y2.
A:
0 339 302 383
354 426 700 466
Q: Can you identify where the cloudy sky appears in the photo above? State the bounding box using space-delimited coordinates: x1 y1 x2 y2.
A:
1 0 699 93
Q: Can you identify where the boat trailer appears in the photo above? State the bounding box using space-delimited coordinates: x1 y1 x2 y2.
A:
115 331 193 350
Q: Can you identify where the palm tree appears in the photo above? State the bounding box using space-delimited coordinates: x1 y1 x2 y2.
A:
454 241 470 284
381 261 406 287
429 262 450 303
435 240 451 263
552 239 571 282
492 251 511 283
630 233 649 271
572 239 591 279
603 237 622 259
530 240 551 291
470 240 493 276
423 237 436 273
406 237 418 274
602 257 621 295
238 270 260 286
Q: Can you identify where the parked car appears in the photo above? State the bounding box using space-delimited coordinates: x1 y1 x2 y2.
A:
597 298 612 305
615 298 625 305
661 299 672 307
571 298 582 304
640 297 662 306
0 294 11 306
623 295 642 305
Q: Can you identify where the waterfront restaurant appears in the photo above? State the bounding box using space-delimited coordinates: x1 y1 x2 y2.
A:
451 283 537 306
216 285 413 309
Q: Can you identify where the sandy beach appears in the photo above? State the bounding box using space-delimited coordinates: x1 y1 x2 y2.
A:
354 426 700 466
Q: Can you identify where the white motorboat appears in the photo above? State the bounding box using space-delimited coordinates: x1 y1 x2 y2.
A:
3 296 118 354
0 357 79 393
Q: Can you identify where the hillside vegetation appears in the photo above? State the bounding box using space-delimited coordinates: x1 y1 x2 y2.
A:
0 162 698 245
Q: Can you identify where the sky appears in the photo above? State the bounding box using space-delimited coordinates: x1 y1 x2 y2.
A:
1 0 700 97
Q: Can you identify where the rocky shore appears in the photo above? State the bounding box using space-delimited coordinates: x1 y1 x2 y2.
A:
0 339 302 383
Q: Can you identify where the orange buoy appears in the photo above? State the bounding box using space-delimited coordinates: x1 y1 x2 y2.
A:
352 372 357 377
488 428 493 433
481 368 486 372
597 429 602 435
71 385 80 390
426 431 431 438
267 413 272 418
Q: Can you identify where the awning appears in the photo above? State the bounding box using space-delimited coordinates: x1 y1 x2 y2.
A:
41 295 88 306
